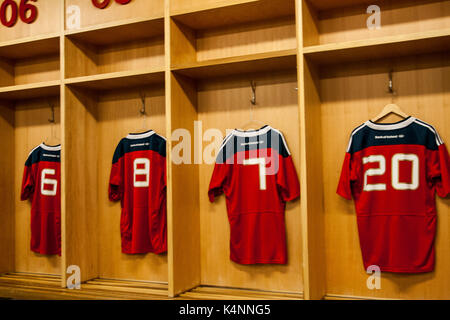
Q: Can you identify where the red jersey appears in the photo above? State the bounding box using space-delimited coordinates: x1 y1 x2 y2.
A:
337 117 450 273
109 130 167 254
21 143 61 256
208 126 300 264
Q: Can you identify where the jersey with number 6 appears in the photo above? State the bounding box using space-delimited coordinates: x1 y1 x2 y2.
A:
337 117 450 273
21 144 61 256
208 126 300 265
109 130 167 254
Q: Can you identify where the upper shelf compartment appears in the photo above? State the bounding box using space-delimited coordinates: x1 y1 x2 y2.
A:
65 18 164 80
302 0 450 65
171 0 295 29
303 0 450 46
0 34 60 90
170 0 297 78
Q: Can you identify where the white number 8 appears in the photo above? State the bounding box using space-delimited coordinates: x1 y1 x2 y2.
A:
134 158 150 188
41 169 57 196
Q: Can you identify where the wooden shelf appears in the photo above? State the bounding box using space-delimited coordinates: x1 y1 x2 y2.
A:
306 0 374 10
172 49 297 79
0 81 60 101
303 29 450 65
65 17 164 47
171 0 295 30
180 286 303 300
65 69 165 91
0 273 169 300
0 33 60 60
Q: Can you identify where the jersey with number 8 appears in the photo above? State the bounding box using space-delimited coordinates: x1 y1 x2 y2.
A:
21 143 61 256
337 117 450 273
109 130 167 255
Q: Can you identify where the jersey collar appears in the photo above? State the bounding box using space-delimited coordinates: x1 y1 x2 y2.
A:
41 143 61 151
232 125 271 137
126 130 155 140
365 117 415 131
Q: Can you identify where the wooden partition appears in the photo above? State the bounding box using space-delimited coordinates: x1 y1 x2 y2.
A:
0 0 449 300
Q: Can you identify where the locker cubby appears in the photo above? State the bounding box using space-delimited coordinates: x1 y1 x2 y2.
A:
168 67 304 299
63 79 168 295
303 0 450 47
0 94 61 279
0 36 60 88
170 0 297 69
302 50 450 299
64 18 165 79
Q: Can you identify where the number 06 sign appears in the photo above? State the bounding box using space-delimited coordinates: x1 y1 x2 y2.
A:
0 0 37 28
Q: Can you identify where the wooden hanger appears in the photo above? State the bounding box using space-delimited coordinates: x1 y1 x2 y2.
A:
237 81 266 131
44 103 61 146
371 103 408 123
371 70 409 123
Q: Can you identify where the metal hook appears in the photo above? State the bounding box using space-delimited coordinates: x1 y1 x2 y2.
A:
139 91 146 116
388 69 395 95
250 81 257 105
48 101 55 124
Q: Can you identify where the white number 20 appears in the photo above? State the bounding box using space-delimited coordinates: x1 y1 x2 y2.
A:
41 169 57 196
244 157 267 190
363 154 419 191
134 158 150 188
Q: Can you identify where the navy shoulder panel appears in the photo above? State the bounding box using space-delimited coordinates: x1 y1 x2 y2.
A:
112 132 166 164
349 121 440 154
25 145 61 166
216 127 291 164
112 138 127 164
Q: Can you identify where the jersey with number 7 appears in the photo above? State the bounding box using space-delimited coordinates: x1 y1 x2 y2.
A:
208 126 300 265
21 144 61 256
109 130 167 254
337 117 450 273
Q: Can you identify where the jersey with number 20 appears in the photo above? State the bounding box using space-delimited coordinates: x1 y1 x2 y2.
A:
109 130 167 254
337 117 450 273
21 144 61 256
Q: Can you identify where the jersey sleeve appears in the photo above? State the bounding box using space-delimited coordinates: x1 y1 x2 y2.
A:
20 155 35 201
208 163 229 202
337 135 361 200
108 141 124 201
427 142 450 198
276 154 300 202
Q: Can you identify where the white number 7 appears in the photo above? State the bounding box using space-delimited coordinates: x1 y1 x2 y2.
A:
244 158 267 190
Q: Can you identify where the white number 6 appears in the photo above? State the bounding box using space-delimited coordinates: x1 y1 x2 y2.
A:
41 169 57 196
